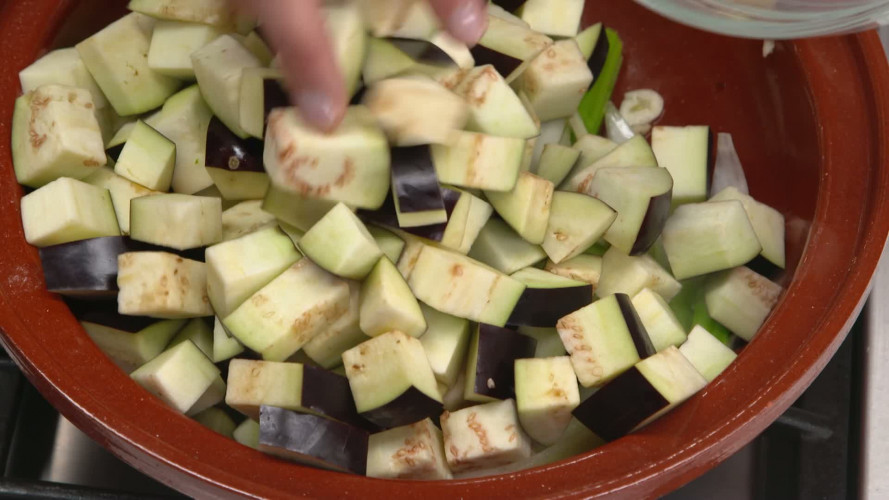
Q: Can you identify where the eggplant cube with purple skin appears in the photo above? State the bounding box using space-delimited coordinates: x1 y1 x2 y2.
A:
517 40 593 122
556 293 655 388
117 251 213 319
364 77 469 146
366 418 453 480
263 106 391 210
342 331 443 429
441 399 532 473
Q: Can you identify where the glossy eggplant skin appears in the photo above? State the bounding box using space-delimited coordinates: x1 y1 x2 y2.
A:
572 366 668 442
359 187 462 241
615 293 657 358
205 117 264 173
631 190 673 256
588 27 610 77
391 146 446 214
470 45 522 77
387 38 455 65
259 405 369 475
507 284 594 327
66 299 156 332
490 0 525 13
262 79 289 118
472 324 537 400
358 387 443 430
39 237 204 298
301 365 379 432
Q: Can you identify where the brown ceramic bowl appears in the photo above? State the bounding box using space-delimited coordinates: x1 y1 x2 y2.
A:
1 1 888 498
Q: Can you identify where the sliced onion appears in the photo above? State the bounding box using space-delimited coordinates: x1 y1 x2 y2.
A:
619 89 664 126
604 101 635 144
710 133 750 198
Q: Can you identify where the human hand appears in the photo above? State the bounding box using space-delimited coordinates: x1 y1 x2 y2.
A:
238 0 488 132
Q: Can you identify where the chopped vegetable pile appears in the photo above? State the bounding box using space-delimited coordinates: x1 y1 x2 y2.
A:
12 0 785 480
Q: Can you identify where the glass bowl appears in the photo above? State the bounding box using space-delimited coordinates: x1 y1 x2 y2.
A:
636 0 889 38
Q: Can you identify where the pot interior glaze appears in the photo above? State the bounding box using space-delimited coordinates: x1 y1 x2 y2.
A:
0 1 888 499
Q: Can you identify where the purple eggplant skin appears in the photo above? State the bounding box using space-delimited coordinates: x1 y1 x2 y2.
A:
470 45 523 77
391 146 446 214
472 324 537 400
358 187 462 242
587 27 610 77
301 365 380 432
205 117 264 173
507 284 593 328
387 38 456 65
66 298 158 332
490 0 525 12
358 387 444 430
614 293 657 358
630 190 673 256
259 405 369 475
262 79 290 119
39 237 203 299
572 366 669 442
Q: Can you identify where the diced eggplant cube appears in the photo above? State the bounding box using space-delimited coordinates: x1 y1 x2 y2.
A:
390 146 448 228
475 14 553 74
431 131 525 191
419 305 471 387
517 326 568 358
21 177 119 247
83 167 158 234
193 407 236 438
464 324 537 402
11 85 106 188
324 2 367 96
535 144 580 186
264 107 391 210
220 200 277 241
169 318 213 359
368 226 406 264
19 48 107 109
542 191 616 264
575 23 604 62
585 166 673 256
114 121 176 191
130 340 224 414
191 34 262 138
515 356 580 445
662 201 762 280
204 117 269 201
556 293 655 388
468 217 547 275
572 347 707 441
212 317 244 363
357 0 439 39
233 419 260 449
239 68 285 139
39 237 141 297
82 318 186 373
408 246 526 327
259 405 369 475
597 247 681 302
367 418 452 480
303 282 367 369
545 254 604 289
452 65 539 139
226 359 363 426
518 40 592 121
364 77 468 146
710 187 786 269
485 172 554 245
631 288 688 352
360 258 426 338
566 135 656 193
519 0 584 37
76 13 181 116
343 331 442 429
439 189 494 254
441 399 532 473
300 203 383 280
651 126 711 207
147 21 223 79
130 194 222 250
223 259 351 361
128 0 241 28
680 325 738 382
362 38 418 85
507 268 593 328
261 184 339 233
117 252 213 318
704 266 782 341
149 85 215 195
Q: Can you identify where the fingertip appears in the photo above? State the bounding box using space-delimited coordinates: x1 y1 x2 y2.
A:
294 90 347 133
444 0 488 46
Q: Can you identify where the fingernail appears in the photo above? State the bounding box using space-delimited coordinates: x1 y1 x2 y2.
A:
448 0 487 46
295 90 340 132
